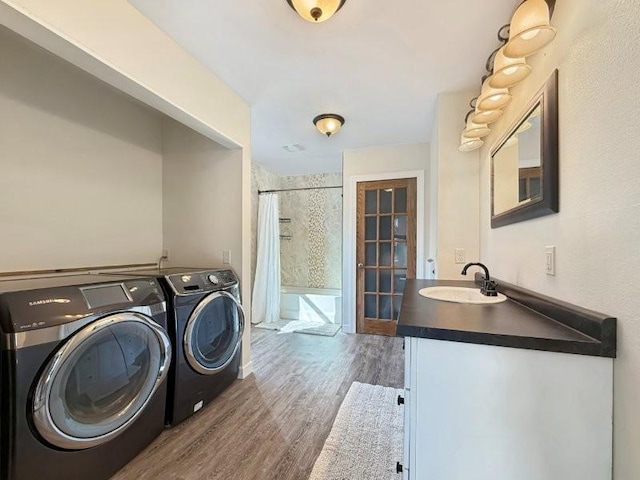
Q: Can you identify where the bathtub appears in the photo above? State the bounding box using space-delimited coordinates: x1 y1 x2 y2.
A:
280 286 342 324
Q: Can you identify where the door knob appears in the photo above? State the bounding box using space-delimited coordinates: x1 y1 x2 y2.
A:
397 395 405 405
357 263 364 270
396 462 404 473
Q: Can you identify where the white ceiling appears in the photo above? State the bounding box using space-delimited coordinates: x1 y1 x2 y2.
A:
130 0 517 175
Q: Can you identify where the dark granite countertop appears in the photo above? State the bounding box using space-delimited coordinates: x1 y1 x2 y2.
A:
397 279 616 357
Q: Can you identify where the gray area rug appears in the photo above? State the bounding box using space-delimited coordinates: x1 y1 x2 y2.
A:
309 382 404 480
254 320 341 337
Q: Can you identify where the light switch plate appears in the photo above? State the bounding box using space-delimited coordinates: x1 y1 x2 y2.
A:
454 248 466 264
223 250 231 264
545 246 556 275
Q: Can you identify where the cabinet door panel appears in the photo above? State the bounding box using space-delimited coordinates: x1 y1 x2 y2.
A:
412 337 613 480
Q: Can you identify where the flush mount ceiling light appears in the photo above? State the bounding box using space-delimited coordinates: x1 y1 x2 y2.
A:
313 114 344 137
504 0 557 58
489 47 532 89
286 0 346 23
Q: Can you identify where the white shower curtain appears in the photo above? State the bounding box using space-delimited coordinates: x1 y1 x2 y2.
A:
252 193 281 324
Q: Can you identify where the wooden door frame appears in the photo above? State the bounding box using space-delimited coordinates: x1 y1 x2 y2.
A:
342 170 426 334
356 178 417 335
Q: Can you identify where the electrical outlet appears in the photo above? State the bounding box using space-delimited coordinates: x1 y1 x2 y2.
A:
454 248 466 264
545 246 556 275
161 249 170 261
222 250 231 265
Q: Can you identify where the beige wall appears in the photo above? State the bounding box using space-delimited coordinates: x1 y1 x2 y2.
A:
428 120 439 266
0 25 163 272
478 1 640 477
161 119 242 271
431 91 480 280
0 0 249 148
342 142 430 332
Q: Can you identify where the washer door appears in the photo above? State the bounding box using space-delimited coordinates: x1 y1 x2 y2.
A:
184 291 245 375
32 312 171 450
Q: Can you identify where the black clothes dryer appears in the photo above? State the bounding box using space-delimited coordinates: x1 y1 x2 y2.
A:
102 268 245 426
0 274 171 480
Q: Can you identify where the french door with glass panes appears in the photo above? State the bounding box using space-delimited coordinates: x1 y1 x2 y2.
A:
356 178 416 336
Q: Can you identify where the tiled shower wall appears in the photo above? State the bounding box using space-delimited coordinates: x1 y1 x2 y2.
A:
251 163 342 290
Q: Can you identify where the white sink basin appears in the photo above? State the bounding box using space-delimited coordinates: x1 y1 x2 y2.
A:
418 286 507 304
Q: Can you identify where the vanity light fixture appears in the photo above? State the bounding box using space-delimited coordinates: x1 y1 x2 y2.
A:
489 47 532 89
504 0 557 58
471 107 503 125
313 114 345 137
477 78 512 111
458 0 556 154
286 0 346 23
458 133 484 152
503 135 519 149
462 116 490 139
515 120 533 134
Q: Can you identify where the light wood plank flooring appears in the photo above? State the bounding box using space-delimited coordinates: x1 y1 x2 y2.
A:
113 328 404 480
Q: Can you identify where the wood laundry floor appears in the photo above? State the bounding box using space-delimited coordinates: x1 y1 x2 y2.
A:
113 328 405 480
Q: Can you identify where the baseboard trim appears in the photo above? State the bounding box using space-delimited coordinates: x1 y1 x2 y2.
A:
238 361 253 379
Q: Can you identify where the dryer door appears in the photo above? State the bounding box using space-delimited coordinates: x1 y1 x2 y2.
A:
184 291 245 375
32 312 171 450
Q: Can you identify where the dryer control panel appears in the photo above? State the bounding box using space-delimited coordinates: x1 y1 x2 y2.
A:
165 269 238 296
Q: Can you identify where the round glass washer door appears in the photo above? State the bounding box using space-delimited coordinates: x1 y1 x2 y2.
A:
32 312 171 450
184 291 245 375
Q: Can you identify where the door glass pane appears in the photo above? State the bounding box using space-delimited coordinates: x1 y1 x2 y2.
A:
365 294 377 318
48 320 162 440
394 270 407 293
365 190 377 214
379 189 392 213
379 296 392 320
379 216 392 240
379 242 391 266
190 295 240 370
519 179 527 201
365 217 377 240
393 295 403 320
365 243 377 266
394 215 407 239
394 242 407 268
365 269 376 292
394 188 407 213
530 177 542 198
379 269 392 293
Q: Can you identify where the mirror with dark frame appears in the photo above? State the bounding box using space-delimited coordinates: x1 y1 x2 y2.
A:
491 69 559 228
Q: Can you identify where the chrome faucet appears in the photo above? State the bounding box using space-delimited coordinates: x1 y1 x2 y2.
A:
461 262 498 297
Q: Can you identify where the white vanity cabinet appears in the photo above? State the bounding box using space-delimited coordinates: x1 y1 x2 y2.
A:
401 337 613 480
